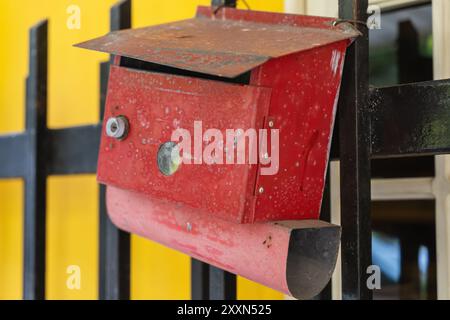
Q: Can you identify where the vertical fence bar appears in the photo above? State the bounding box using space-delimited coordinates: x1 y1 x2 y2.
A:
191 259 210 300
23 20 48 300
98 0 131 300
209 266 237 300
338 0 372 300
211 0 237 7
110 0 132 36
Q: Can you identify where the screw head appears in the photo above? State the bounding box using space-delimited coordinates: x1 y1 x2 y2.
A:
106 116 129 140
258 187 264 194
268 120 274 128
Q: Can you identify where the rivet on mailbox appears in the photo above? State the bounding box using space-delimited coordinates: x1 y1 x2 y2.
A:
76 6 360 299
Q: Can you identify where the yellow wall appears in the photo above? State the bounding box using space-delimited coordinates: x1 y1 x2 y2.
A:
0 0 285 300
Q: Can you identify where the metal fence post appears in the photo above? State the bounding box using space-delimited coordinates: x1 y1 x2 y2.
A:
23 20 48 300
338 0 372 300
209 266 237 300
191 259 210 300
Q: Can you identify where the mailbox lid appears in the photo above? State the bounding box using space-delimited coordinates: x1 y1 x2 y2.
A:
98 65 271 223
75 7 359 78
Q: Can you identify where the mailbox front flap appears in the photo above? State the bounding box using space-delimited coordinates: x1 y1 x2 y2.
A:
75 7 359 78
98 65 271 223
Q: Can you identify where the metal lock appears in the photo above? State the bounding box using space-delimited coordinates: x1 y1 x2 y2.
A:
105 116 129 140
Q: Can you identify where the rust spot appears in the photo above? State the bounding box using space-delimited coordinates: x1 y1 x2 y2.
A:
263 234 272 248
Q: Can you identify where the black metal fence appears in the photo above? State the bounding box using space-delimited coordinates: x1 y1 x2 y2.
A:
0 0 449 300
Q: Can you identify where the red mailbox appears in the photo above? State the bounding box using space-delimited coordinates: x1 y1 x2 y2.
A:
77 7 358 299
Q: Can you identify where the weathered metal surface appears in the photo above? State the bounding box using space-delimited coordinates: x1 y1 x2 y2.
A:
338 0 372 300
370 79 450 158
98 35 347 224
107 186 340 300
250 41 347 222
90 3 353 300
75 7 358 78
2 0 450 303
98 65 271 223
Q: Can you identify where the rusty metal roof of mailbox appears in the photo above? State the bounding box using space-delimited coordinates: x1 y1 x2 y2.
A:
75 7 359 78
